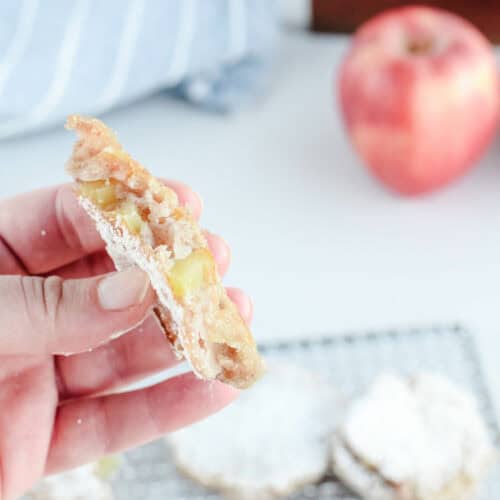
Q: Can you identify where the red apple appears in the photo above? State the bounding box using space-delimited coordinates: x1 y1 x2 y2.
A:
339 6 499 195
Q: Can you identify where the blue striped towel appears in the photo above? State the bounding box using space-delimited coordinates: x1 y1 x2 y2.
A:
0 0 278 139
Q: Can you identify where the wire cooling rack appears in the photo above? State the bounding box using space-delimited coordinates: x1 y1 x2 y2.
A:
111 325 500 500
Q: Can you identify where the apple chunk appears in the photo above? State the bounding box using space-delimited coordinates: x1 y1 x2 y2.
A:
167 249 216 300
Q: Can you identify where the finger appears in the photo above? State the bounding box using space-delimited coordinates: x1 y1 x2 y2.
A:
0 235 27 275
0 184 104 274
0 357 58 500
204 231 231 276
226 287 254 324
0 268 155 355
48 251 116 279
55 315 178 400
162 180 203 220
0 182 202 275
45 373 238 474
54 286 253 399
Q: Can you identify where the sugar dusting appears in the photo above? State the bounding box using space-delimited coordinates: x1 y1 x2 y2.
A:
332 373 497 499
25 463 114 500
167 362 341 498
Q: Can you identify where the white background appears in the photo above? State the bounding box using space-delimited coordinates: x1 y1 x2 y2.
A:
2 30 500 420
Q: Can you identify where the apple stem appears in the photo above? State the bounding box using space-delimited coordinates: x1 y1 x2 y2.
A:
407 37 434 55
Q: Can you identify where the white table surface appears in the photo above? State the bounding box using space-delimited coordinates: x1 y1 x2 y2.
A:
2 30 500 420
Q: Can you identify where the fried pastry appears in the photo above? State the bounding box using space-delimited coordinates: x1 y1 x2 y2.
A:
65 115 264 389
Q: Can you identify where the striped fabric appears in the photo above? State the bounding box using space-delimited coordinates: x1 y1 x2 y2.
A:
0 0 277 139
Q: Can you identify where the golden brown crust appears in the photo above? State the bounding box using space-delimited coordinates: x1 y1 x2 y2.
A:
65 114 264 389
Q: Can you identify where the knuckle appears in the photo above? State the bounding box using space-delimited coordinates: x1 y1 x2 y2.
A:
20 275 64 338
42 276 64 323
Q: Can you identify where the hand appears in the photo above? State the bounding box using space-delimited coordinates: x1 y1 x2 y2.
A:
0 183 251 499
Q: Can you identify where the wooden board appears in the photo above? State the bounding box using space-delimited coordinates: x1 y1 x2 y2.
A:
312 0 500 42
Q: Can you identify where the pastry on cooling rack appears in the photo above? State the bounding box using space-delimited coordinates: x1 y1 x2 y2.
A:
331 373 497 500
167 362 340 499
65 115 263 389
25 457 120 500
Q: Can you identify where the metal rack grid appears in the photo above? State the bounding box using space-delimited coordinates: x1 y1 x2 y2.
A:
112 325 500 499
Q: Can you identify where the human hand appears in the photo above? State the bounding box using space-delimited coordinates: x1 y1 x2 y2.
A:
0 182 251 499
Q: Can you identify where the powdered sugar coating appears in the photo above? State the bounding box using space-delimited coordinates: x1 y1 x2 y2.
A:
332 439 398 500
332 373 496 500
25 463 114 500
167 362 340 499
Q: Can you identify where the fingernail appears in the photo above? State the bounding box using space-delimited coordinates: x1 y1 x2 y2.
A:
98 267 150 310
205 231 231 275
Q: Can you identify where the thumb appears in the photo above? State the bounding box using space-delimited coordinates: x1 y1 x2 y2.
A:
0 267 155 355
